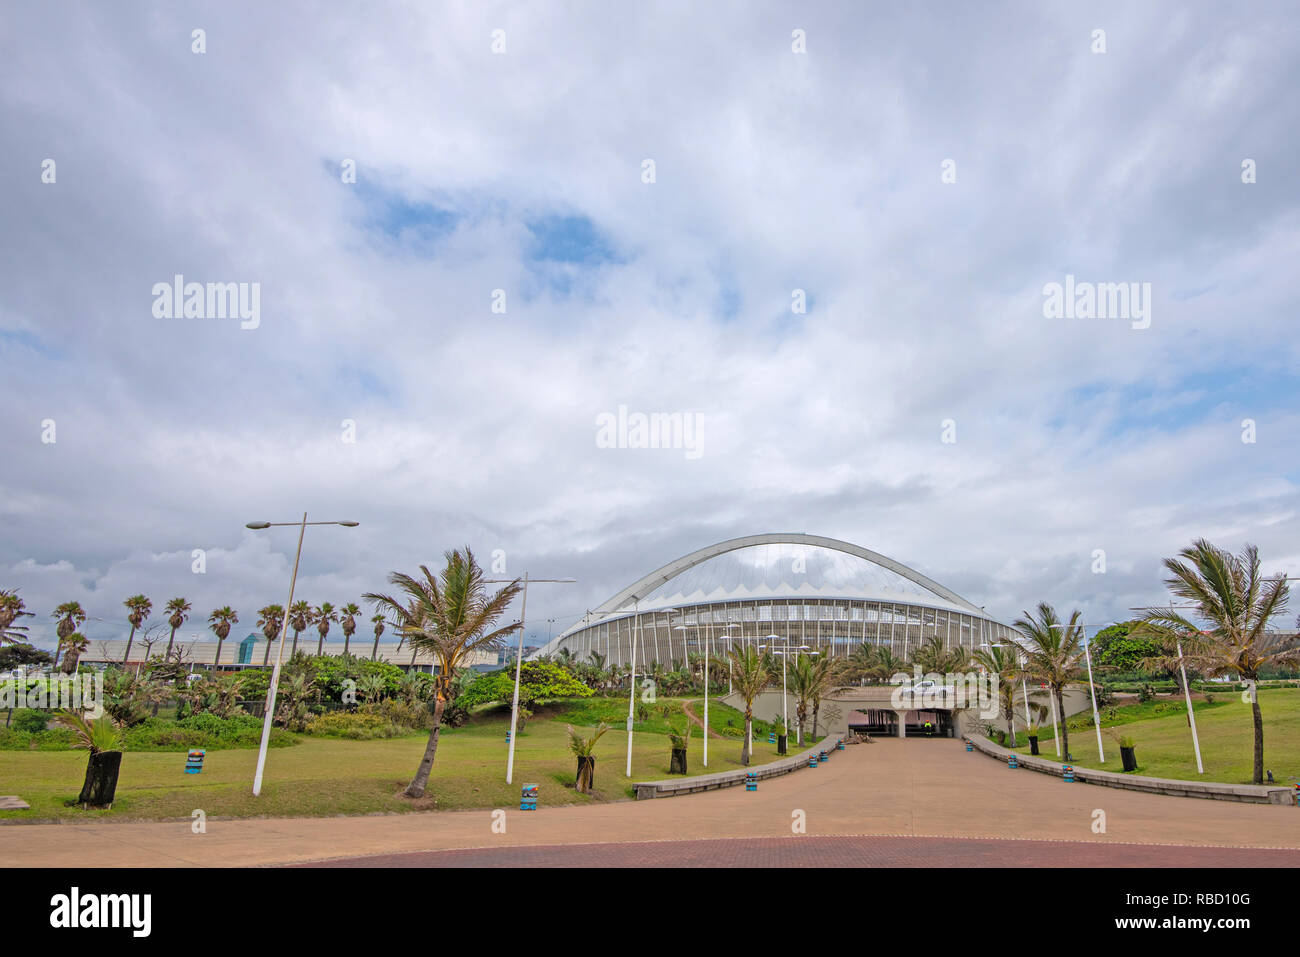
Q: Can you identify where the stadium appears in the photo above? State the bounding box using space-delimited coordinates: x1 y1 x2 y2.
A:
533 533 1015 666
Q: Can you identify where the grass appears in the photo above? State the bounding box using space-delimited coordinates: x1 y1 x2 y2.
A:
1006 688 1300 785
0 696 801 821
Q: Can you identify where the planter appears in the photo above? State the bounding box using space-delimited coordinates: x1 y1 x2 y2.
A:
669 748 687 775
777 734 788 756
1029 735 1039 756
78 750 123 808
575 755 596 792
1120 746 1138 773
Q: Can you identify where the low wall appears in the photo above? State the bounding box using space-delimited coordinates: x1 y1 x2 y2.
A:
966 734 1294 805
633 731 845 800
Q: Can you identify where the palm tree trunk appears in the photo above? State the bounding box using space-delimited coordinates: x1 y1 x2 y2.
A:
405 695 446 797
1055 686 1070 760
291 630 300 655
263 639 273 666
343 634 351 656
165 627 177 659
123 626 136 666
1251 694 1264 784
742 711 752 766
371 636 380 660
214 638 225 669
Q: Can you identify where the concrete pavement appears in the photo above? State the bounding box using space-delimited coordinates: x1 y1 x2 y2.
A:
4 738 1297 867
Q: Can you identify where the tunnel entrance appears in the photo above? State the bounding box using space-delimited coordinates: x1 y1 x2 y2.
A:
847 708 955 738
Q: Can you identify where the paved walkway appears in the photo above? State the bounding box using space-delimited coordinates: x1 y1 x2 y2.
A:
5 739 1298 867
293 835 1300 867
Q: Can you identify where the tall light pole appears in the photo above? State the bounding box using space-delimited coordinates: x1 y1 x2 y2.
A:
759 634 813 746
1131 603 1205 774
486 575 575 784
245 515 358 796
625 603 676 776
1049 621 1104 763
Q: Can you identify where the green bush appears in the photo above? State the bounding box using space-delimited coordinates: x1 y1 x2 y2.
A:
11 708 49 733
122 714 293 751
304 711 411 739
0 726 78 750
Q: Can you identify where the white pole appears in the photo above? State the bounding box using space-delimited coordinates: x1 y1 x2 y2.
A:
1178 639 1205 774
626 598 639 777
1083 624 1105 763
505 572 529 785
252 512 306 797
703 629 709 768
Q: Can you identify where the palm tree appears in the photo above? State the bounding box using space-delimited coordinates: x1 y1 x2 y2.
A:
313 602 337 655
60 632 90 674
122 595 151 666
789 654 815 746
971 642 1023 745
364 547 523 798
370 613 386 660
52 601 87 671
288 600 310 655
1 589 34 645
728 645 769 766
163 597 191 659
208 607 238 668
256 604 285 666
1135 539 1296 784
339 603 361 656
806 654 837 737
1010 602 1085 761
567 722 610 792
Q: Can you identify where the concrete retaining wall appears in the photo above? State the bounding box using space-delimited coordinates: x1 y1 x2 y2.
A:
633 731 846 799
966 734 1294 805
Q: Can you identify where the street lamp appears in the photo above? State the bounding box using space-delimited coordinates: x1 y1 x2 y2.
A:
623 604 676 777
758 634 814 749
485 574 575 785
1130 603 1206 774
244 515 358 796
1046 621 1104 762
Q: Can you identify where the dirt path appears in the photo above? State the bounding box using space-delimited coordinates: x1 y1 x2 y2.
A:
681 699 725 738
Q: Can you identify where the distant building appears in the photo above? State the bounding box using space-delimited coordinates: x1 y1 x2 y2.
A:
80 637 495 673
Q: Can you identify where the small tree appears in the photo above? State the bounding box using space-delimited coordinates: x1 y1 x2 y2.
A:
59 710 124 807
666 722 692 774
567 722 609 792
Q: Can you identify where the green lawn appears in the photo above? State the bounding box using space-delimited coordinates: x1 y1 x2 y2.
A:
0 696 800 821
1006 688 1300 785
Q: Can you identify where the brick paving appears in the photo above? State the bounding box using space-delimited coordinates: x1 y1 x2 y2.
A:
294 834 1300 868
6 738 1299 867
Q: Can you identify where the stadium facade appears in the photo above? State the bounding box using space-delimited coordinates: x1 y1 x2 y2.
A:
533 533 1014 666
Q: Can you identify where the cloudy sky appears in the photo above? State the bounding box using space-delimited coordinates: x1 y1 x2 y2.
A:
3 1 1297 652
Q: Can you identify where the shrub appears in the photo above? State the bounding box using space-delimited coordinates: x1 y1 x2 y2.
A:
305 711 410 739
11 708 49 733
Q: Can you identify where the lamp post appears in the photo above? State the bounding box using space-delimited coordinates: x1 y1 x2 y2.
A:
624 602 677 777
1131 603 1206 774
486 574 576 785
245 515 358 796
758 634 813 746
1048 621 1104 763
